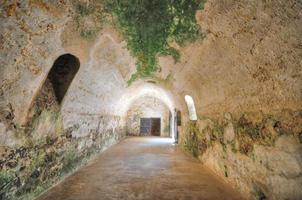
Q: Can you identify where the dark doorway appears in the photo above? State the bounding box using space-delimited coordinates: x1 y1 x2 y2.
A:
140 118 161 136
174 109 179 143
49 54 80 104
26 54 80 125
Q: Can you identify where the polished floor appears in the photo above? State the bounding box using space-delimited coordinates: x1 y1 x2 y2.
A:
37 137 244 200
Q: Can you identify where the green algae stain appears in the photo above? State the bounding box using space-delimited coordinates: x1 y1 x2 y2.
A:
105 0 207 84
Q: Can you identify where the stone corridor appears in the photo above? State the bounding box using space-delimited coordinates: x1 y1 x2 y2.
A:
1 0 302 199
37 137 243 200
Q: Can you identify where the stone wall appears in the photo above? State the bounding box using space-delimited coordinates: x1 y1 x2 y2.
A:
0 67 126 199
0 2 128 199
0 2 172 199
157 0 302 118
0 0 69 125
1 0 302 199
126 96 170 137
181 109 302 200
164 0 302 198
0 109 125 200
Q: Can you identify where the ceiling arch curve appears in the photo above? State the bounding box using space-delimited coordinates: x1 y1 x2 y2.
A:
116 82 176 116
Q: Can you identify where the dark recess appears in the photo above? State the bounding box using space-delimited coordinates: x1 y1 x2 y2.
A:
49 54 80 104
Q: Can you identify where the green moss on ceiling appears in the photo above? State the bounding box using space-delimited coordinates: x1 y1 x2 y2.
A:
74 1 106 40
105 0 206 85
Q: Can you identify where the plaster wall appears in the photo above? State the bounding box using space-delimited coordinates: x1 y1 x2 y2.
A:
126 96 170 137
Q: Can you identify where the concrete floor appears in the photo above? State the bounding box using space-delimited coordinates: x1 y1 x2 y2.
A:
37 137 244 200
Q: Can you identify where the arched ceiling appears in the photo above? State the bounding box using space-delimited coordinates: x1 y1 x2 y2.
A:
117 82 176 116
0 0 301 126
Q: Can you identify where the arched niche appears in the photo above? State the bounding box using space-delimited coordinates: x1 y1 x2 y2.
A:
26 54 80 124
49 54 80 104
184 95 197 121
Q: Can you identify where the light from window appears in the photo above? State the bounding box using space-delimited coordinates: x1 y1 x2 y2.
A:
185 95 197 121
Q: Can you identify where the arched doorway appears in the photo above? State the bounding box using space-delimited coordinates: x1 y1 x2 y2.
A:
126 96 171 137
48 54 80 104
26 54 80 124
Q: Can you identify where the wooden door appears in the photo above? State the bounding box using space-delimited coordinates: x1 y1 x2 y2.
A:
140 118 161 136
140 118 152 136
151 118 161 136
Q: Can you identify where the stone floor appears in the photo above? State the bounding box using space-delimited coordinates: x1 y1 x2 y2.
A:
37 137 244 200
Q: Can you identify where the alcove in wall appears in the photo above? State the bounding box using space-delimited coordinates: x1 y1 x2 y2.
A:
26 54 80 125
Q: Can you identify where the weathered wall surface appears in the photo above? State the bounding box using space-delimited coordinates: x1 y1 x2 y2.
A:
181 110 302 200
175 1 302 199
148 0 302 199
0 70 126 199
1 0 302 200
159 0 302 117
0 1 129 199
126 96 170 137
0 1 174 199
0 110 125 200
0 1 69 125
